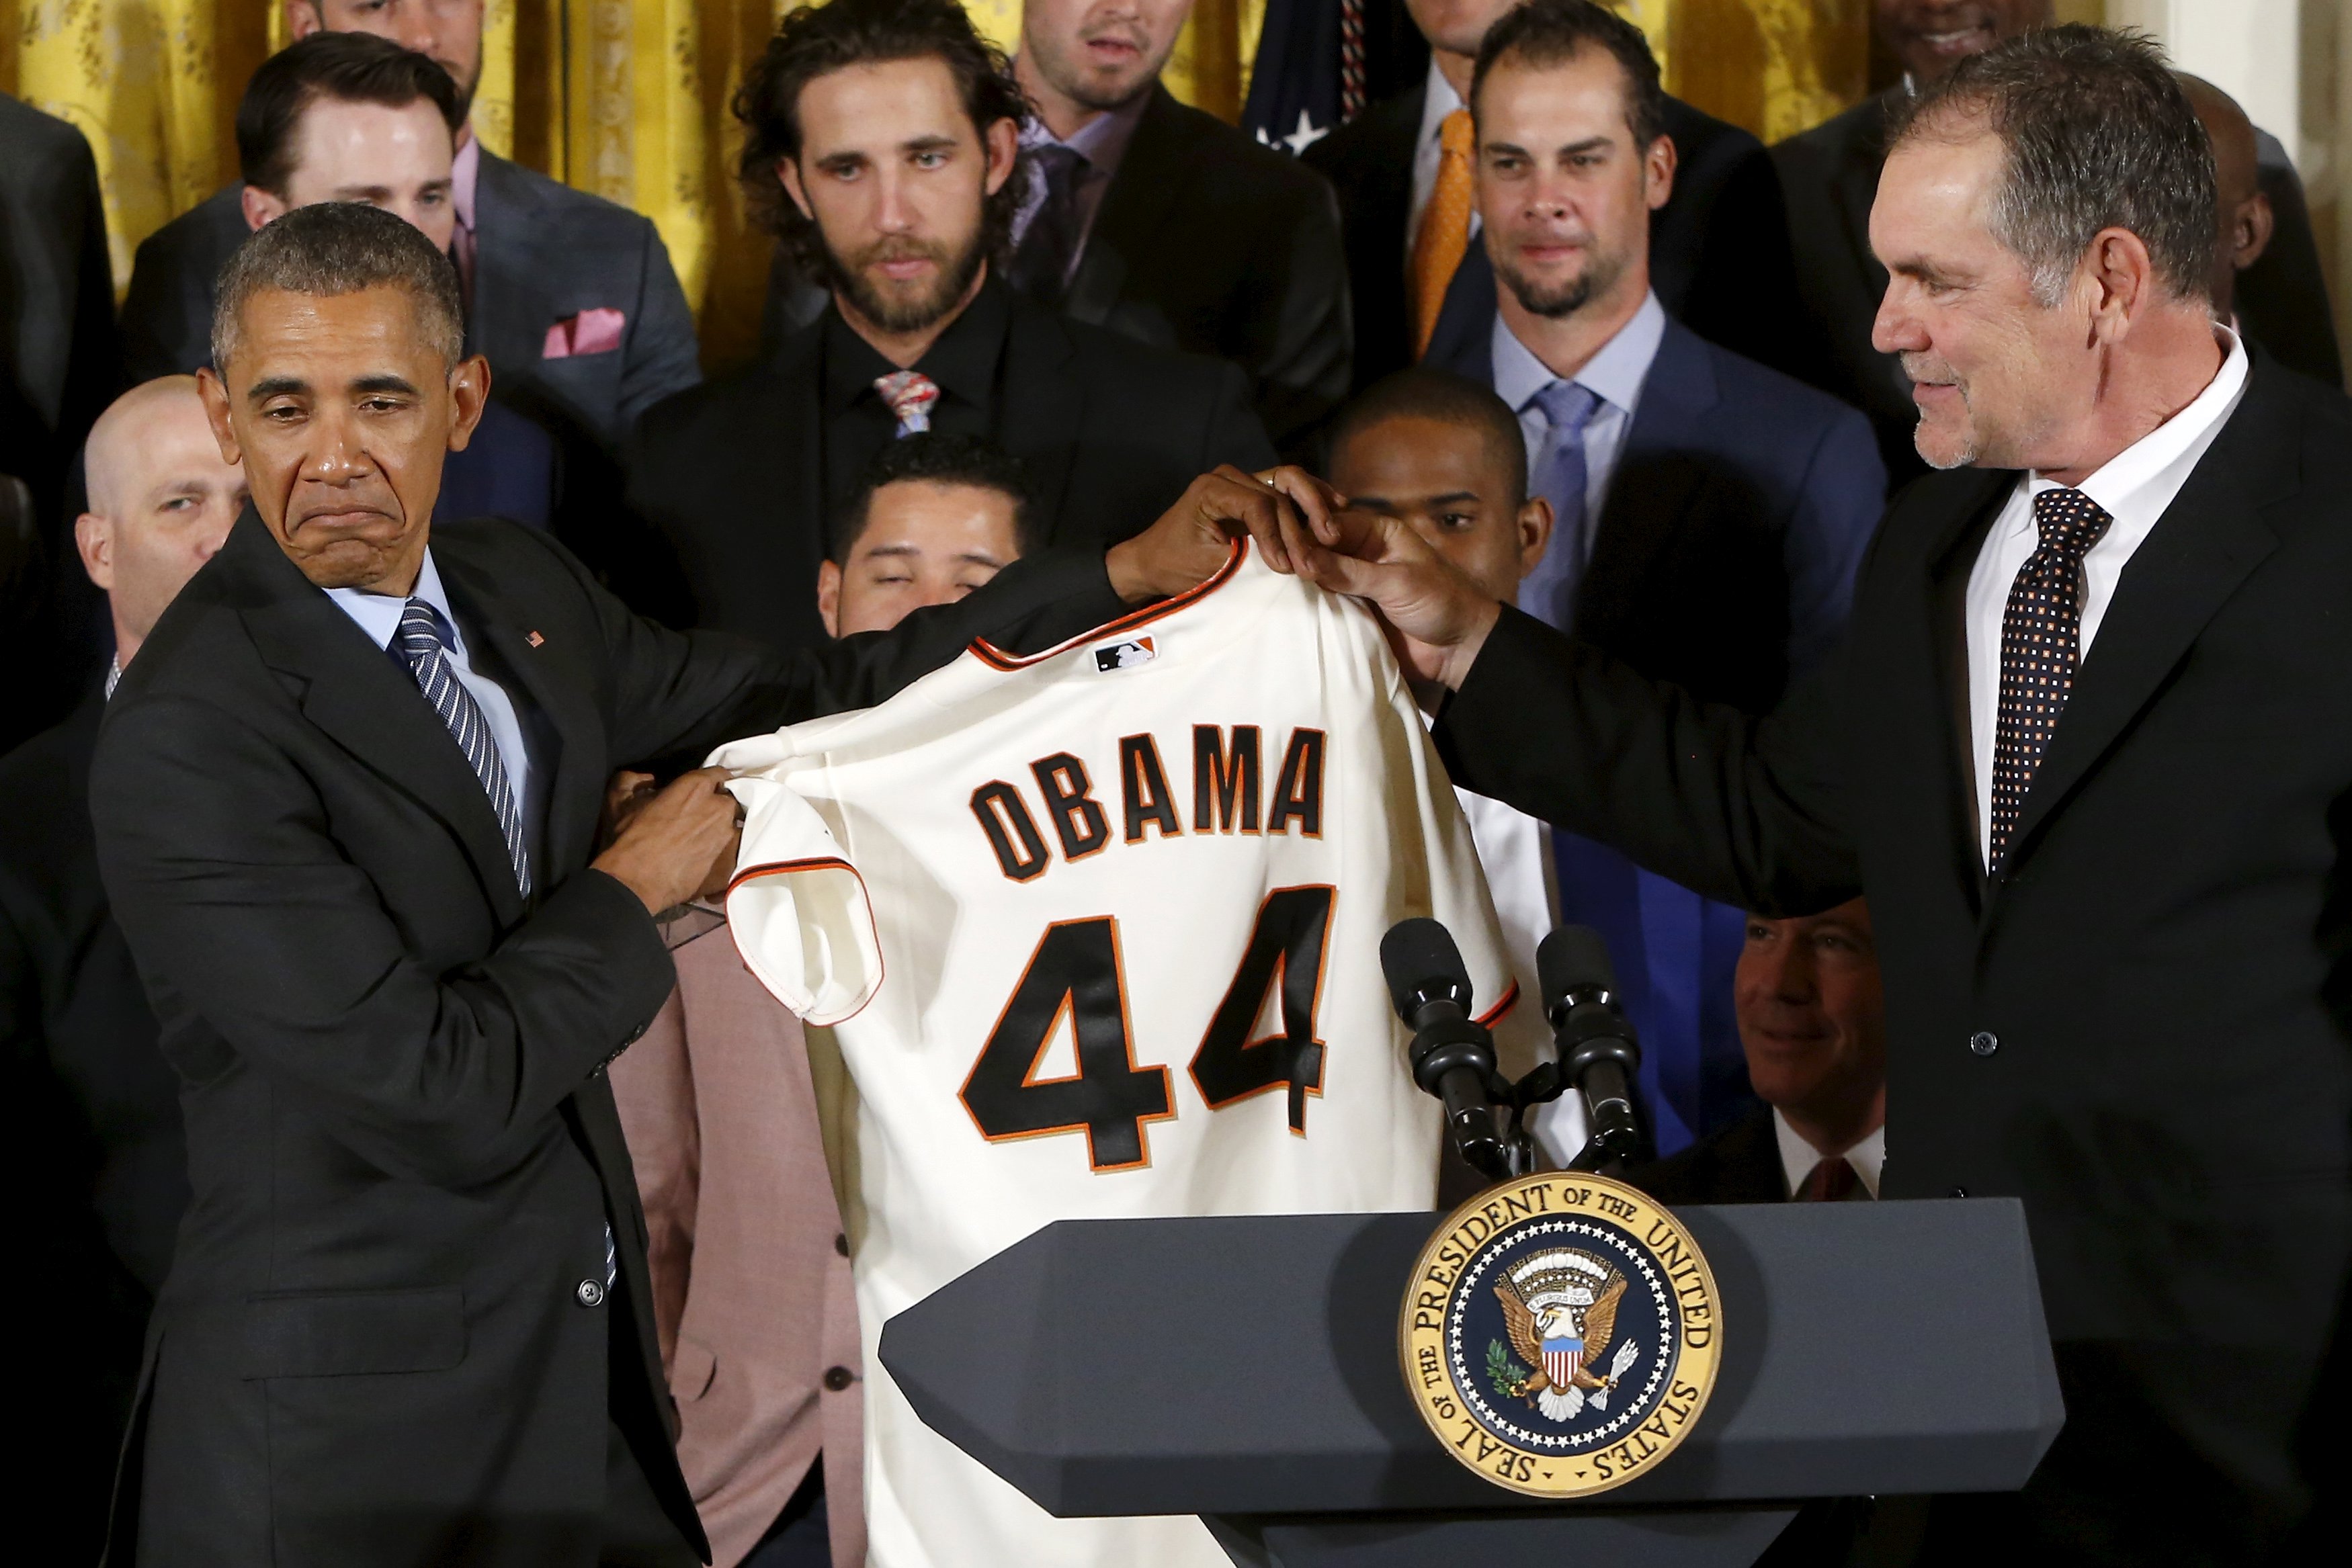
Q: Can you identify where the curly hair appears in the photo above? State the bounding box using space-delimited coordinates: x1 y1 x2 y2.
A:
734 0 1033 279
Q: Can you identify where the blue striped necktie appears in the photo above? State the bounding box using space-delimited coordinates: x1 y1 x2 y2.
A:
395 599 532 899
1516 380 1601 631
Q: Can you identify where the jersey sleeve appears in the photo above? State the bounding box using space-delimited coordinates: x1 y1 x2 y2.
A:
721 771 884 1027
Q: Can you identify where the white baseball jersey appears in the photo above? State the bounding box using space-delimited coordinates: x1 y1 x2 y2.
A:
711 543 1518 1568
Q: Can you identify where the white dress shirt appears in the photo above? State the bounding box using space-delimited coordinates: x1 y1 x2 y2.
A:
1964 331 2249 865
1774 1112 1884 1199
1490 291 1669 568
1408 60 1472 261
325 549 540 853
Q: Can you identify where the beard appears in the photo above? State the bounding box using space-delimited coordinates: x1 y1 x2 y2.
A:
1494 241 1628 321
821 224 990 336
1902 351 1985 470
1032 23 1162 112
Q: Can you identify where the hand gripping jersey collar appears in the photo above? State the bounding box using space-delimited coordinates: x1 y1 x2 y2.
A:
970 536 1250 672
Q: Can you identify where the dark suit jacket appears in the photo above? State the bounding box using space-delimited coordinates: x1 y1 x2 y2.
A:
1429 306 1884 709
1626 1105 1787 1205
1 688 187 1561
1774 92 2345 483
1059 86 1351 455
632 283 1275 654
1308 85 1818 394
1 93 120 752
1434 353 2352 1562
89 511 1128 1565
119 158 702 453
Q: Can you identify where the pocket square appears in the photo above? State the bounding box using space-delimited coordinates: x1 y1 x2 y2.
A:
543 307 627 359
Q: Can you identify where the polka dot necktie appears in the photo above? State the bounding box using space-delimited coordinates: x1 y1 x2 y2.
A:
1989 487 2113 867
874 369 939 437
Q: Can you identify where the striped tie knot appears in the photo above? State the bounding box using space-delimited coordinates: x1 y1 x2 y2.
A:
874 370 940 437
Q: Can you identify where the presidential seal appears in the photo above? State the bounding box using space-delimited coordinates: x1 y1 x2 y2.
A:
1398 1172 1721 1497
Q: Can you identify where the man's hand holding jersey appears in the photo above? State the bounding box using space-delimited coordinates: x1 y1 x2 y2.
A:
1140 464 1505 692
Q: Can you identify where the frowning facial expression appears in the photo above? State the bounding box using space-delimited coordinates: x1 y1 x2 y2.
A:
198 284 487 591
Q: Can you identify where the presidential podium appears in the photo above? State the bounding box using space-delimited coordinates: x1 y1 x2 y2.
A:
878 1200 2063 1567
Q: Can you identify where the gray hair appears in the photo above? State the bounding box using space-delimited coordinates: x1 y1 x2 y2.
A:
1888 24 2217 309
210 201 466 373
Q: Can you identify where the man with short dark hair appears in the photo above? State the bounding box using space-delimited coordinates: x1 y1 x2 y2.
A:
120 0 700 460
1775 0 2340 480
1262 25 2352 1560
823 433 1034 638
1630 899 1886 1206
1305 0 1815 393
1419 0 1881 1153
632 0 1275 657
91 200 1253 1566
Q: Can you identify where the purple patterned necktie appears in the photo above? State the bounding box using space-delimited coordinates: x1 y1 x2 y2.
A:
1988 486 2113 866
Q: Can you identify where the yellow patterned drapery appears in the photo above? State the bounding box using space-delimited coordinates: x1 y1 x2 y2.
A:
3 0 1872 367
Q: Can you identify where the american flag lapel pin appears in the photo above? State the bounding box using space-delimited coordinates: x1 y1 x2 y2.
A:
526 629 546 648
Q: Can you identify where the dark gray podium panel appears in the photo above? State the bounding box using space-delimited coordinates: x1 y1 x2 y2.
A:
1205 1507 1801 1568
880 1200 2061 1521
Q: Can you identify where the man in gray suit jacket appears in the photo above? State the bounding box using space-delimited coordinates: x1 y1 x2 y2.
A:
118 1 701 458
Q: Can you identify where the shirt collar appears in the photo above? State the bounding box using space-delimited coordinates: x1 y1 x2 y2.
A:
325 548 464 658
1020 88 1150 178
1773 1108 1886 1199
2036 326 2249 516
821 275 1012 414
1419 56 1464 146
450 133 482 236
1490 290 1668 419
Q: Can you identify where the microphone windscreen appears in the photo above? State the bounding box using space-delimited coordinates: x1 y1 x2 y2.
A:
1379 918 1470 1018
1538 924 1618 1011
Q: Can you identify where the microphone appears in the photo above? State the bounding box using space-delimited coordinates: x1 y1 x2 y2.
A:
1537 925 1646 1166
1380 918 1511 1180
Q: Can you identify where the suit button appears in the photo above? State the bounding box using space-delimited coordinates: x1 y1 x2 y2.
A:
1948 1186 1969 1199
823 1366 855 1392
1968 1031 1999 1057
576 1278 606 1307
835 1233 849 1257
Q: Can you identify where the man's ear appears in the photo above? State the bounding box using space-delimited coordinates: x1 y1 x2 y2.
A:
240 185 286 234
195 365 243 468
778 156 816 223
816 558 843 640
2232 191 2277 271
74 512 116 592
444 355 492 452
1517 494 1554 580
982 116 1021 197
284 0 324 43
2084 225 2157 344
1643 134 1677 212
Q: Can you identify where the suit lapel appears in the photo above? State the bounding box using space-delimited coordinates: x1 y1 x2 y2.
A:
1063 88 1192 326
1918 470 2015 911
775 324 830 568
225 513 526 925
1576 322 1715 639
999 301 1085 536
435 546 606 877
2000 367 2293 872
462 152 539 370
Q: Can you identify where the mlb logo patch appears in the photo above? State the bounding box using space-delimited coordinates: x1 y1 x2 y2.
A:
1093 637 1156 672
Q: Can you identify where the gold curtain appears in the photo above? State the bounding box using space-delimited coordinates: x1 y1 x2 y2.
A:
3 0 1872 368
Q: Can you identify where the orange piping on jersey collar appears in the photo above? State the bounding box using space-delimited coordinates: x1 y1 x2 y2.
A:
723 854 886 1027
1476 979 1521 1029
970 535 1250 672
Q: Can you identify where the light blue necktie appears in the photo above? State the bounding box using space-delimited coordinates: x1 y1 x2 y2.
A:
395 599 532 900
1516 380 1601 631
